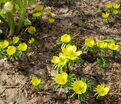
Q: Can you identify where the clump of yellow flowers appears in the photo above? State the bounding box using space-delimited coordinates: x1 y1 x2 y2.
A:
102 3 120 20
83 38 120 68
96 83 110 97
0 37 31 61
84 38 119 51
32 4 55 24
52 44 82 68
31 77 43 90
51 35 114 101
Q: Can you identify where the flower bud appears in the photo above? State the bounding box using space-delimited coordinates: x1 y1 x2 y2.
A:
4 2 13 12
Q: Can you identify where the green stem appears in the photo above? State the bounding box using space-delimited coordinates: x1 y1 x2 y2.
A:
6 12 14 36
16 0 27 34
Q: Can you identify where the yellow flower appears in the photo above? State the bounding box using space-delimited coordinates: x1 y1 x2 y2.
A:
85 38 95 47
72 80 87 94
28 38 35 44
28 26 36 34
6 46 16 55
96 41 107 48
105 4 113 9
102 12 110 19
113 4 120 9
55 72 68 85
0 42 2 47
34 5 44 11
18 43 27 51
51 56 59 64
96 83 110 96
31 77 41 86
113 10 119 15
61 34 71 43
32 12 42 17
13 37 19 44
62 45 82 60
48 18 55 23
2 40 9 48
51 53 68 66
108 42 119 50
58 53 68 65
44 10 51 15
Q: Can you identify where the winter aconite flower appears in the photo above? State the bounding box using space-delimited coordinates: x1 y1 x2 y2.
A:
44 10 51 15
32 12 42 17
108 42 119 50
31 77 41 87
58 53 68 65
62 45 82 60
2 40 9 48
13 37 19 44
102 12 109 19
4 2 13 12
61 34 71 43
55 72 68 85
51 56 59 64
113 4 120 9
28 26 36 34
0 42 3 48
105 4 113 9
51 53 68 66
18 43 27 51
96 41 107 48
96 83 110 96
113 10 119 15
48 18 55 23
28 38 35 44
34 5 44 11
85 38 95 47
6 46 16 55
72 80 87 94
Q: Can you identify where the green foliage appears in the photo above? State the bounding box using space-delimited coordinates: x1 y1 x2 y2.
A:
0 0 36 36
97 57 108 68
0 37 30 61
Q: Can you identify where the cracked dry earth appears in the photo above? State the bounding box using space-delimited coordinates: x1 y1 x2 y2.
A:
0 0 121 104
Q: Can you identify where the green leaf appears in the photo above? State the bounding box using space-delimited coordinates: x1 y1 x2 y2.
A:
97 57 108 68
24 18 31 26
103 39 115 42
27 0 36 4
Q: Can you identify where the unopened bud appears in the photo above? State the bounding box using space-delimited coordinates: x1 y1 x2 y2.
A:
4 2 13 12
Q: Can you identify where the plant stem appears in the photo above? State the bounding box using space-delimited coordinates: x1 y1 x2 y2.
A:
6 12 14 36
16 0 27 34
67 63 70 74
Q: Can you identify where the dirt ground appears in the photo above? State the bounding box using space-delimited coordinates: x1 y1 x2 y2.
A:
0 0 121 104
